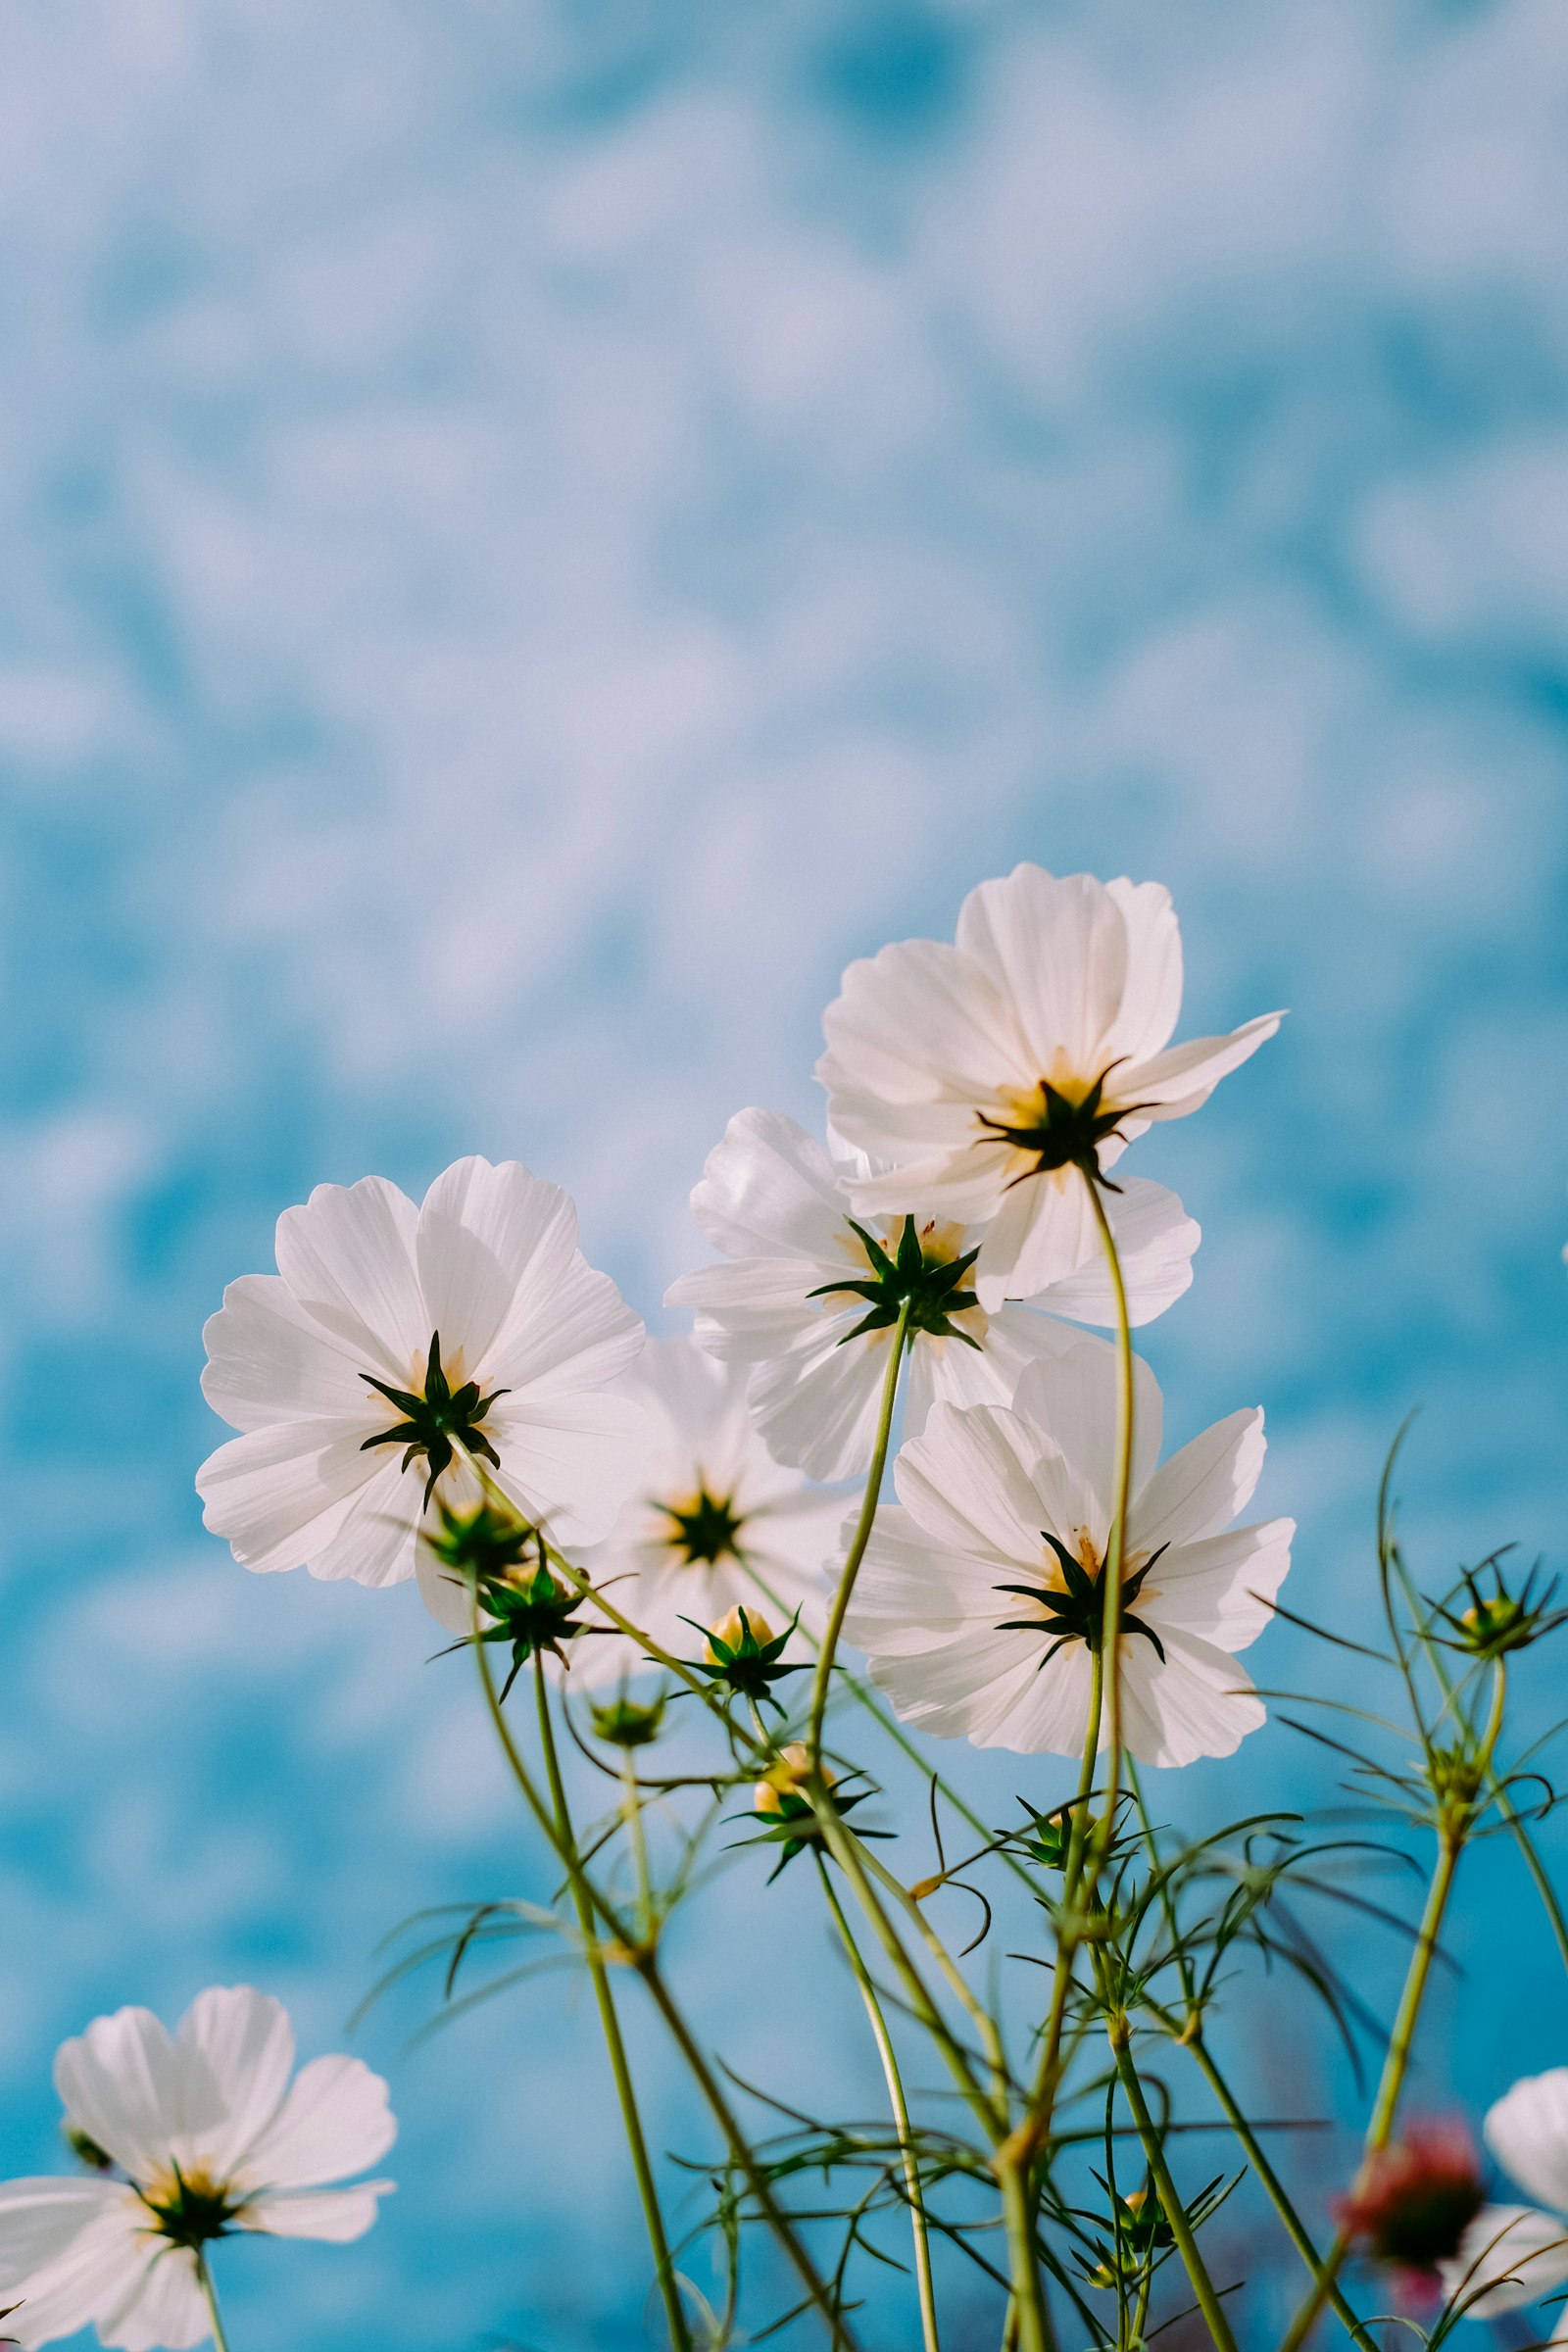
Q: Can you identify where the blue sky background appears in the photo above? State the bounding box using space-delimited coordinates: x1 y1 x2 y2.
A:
4 0 1568 2344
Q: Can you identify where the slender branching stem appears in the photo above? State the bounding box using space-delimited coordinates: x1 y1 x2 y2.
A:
1083 1174 1136 1845
470 1616 850 2343
994 2148 1057 2352
808 1297 914 1764
531 1654 693 2352
1108 2024 1239 2352
1180 2028 1376 2352
194 2249 231 2352
816 1859 943 2352
1276 1663 1505 2352
621 1750 656 1948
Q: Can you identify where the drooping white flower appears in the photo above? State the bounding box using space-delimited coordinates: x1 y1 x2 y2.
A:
419 1338 844 1685
1441 2071 1568 2331
818 865 1281 1307
664 1108 1198 1482
841 1337 1291 1767
0 1987 394 2352
197 1157 649 1592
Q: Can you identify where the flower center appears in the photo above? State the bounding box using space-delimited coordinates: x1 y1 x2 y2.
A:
808 1214 984 1349
660 1485 746 1566
975 1063 1150 1187
139 2164 245 2250
995 1530 1168 1664
360 1330 511 1507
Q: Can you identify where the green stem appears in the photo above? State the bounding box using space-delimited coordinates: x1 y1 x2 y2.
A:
1182 2033 1375 2352
194 2249 231 2352
808 1297 913 1764
996 2157 1055 2352
532 1654 693 2352
1129 1768 1374 2350
1275 1826 1467 2352
1083 1175 1136 1845
816 1859 942 2352
470 1603 861 2344
1110 2031 1238 2352
621 1749 656 1947
633 1954 858 2349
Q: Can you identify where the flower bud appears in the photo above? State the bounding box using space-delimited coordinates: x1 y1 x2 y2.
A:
589 1691 667 1749
755 1742 831 1815
709 1604 775 1660
1334 2120 1484 2304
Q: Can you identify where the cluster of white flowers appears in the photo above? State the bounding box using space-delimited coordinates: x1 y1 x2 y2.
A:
191 865 1292 1768
8 863 1560 2350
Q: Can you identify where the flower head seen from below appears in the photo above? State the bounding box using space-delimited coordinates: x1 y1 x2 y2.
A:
818 865 1281 1307
197 1156 649 1594
841 1337 1292 1766
0 1987 394 2351
418 1337 843 1686
1439 2069 1568 2332
1336 2122 1485 2310
666 1107 1199 1480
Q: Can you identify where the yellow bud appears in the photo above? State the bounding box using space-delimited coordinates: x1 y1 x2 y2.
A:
754 1741 830 1814
709 1603 775 1659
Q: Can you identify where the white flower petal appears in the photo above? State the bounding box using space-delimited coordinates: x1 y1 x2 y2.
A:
955 867 1165 1076
196 1422 378 1580
484 1392 651 1547
685 1108 855 1261
893 1402 1058 1570
240 2183 393 2242
1010 1338 1164 1521
98 2242 208 2352
239 2055 395 2194
0 2179 140 2350
845 1508 1001 1655
746 1323 889 1484
303 1454 423 1588
978 1644 1099 1755
1121 1012 1283 1122
1442 2203 1568 2318
199 1276 376 1434
1121 1632 1265 1766
819 936 1033 1153
173 1989 294 2182
1027 1178 1199 1328
972 1173 1102 1312
1145 1519 1294 1652
54 2009 190 2182
1132 1410 1267 1557
415 1157 579 1373
1488 2071 1568 2215
664 1257 826 1352
271 1176 425 1382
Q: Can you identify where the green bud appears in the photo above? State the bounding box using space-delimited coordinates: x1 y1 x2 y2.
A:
590 1691 667 1748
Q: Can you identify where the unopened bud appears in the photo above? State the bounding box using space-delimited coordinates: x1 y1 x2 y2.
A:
709 1605 775 1659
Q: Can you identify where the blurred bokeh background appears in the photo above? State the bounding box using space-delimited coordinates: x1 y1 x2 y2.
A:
3 0 1568 2343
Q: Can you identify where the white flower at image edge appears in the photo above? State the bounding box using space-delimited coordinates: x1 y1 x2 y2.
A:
665 1107 1199 1482
842 1338 1292 1767
818 864 1281 1307
197 1157 649 1592
0 1987 394 2352
420 1336 843 1678
1442 2071 1568 2332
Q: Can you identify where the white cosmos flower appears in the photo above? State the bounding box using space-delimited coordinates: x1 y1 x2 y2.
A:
842 1337 1292 1767
420 1338 844 1684
664 1108 1198 1482
818 864 1281 1307
1442 2071 1568 2331
0 1987 394 2352
197 1156 649 1592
